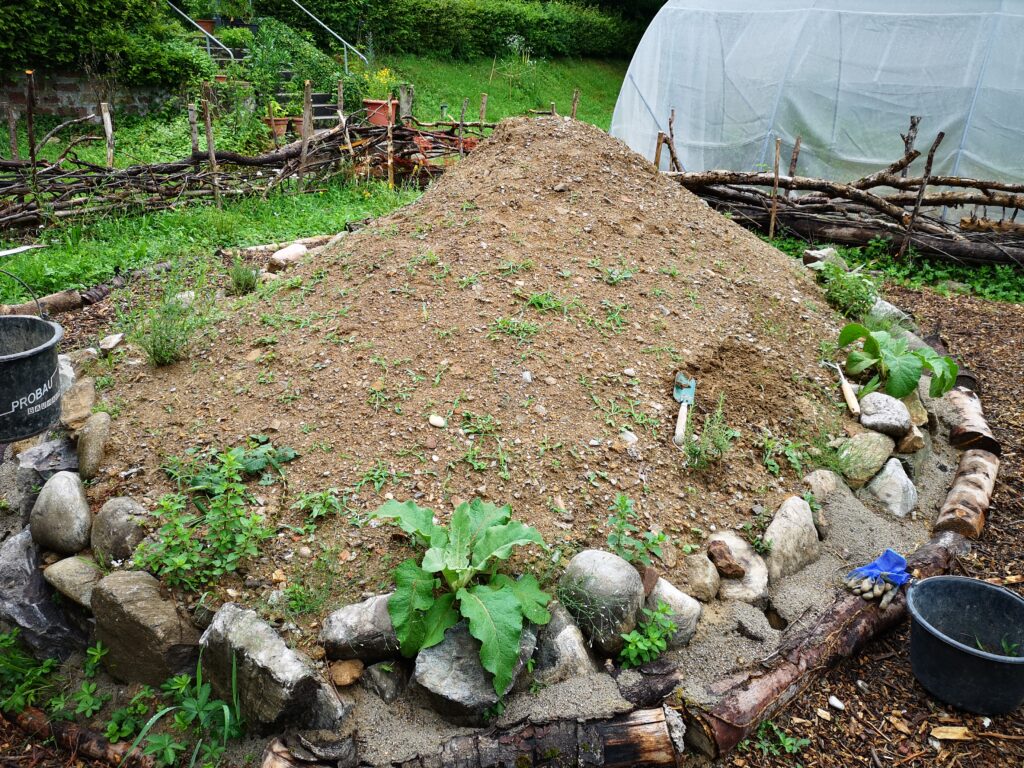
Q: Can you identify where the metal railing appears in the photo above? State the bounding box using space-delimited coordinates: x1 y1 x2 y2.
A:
165 1 236 62
286 0 366 73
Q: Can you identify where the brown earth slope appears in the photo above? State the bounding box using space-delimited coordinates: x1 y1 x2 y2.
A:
97 117 846 632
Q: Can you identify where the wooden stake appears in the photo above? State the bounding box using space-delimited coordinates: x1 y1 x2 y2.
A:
653 132 666 171
785 135 801 198
201 87 220 208
265 100 278 149
398 83 414 126
898 131 944 257
901 116 921 177
25 71 37 190
298 80 313 192
666 108 683 172
479 92 488 124
188 103 200 154
5 104 17 160
100 102 114 169
458 98 468 157
337 79 345 125
571 88 580 120
550 101 557 117
769 137 782 239
386 118 394 189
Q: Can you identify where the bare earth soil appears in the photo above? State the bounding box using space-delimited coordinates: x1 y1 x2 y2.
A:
93 117 846 643
735 286 1024 768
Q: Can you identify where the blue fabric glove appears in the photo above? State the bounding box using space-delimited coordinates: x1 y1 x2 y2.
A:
846 548 911 586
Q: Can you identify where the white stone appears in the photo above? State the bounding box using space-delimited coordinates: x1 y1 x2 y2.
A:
863 458 918 517
763 496 821 583
645 578 701 648
859 392 912 438
708 531 769 606
428 414 446 428
267 242 308 273
99 333 124 354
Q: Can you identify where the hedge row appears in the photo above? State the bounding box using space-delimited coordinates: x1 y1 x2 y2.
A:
254 0 641 60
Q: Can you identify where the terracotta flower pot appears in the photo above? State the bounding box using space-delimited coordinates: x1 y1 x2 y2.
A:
196 19 216 33
263 116 302 138
363 98 398 126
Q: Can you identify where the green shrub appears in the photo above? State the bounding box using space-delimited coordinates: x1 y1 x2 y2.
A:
135 291 205 367
682 394 739 470
254 0 640 60
606 493 667 566
619 601 676 668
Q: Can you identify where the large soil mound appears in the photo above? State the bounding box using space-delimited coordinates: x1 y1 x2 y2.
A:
104 117 843 622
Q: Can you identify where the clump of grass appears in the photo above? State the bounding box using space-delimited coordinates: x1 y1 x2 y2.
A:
135 292 204 366
488 316 540 343
682 394 739 470
227 259 259 296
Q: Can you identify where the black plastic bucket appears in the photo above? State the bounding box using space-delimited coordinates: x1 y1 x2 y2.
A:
907 575 1024 715
0 267 64 443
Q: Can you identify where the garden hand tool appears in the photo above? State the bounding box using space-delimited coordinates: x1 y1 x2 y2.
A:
672 371 696 446
825 361 861 416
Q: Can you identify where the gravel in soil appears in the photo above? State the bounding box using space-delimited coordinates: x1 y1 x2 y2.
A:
730 285 1024 768
87 117 850 643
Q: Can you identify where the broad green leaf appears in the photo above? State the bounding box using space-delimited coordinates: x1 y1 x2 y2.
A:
838 323 870 347
388 558 438 656
845 350 879 375
417 592 460 650
924 355 958 397
439 499 512 575
492 573 552 626
457 584 524 695
471 520 546 570
881 351 923 398
373 500 440 545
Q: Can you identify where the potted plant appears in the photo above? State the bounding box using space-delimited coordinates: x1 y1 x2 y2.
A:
263 99 302 138
362 68 399 126
184 0 216 33
217 0 257 33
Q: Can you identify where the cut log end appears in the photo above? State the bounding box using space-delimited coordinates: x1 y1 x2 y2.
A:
934 449 1000 539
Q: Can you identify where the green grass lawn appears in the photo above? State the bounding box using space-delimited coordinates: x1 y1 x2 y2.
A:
380 55 627 130
0 180 419 304
0 56 626 303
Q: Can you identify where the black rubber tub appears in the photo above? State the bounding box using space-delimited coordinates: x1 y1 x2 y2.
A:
0 315 64 442
907 575 1024 715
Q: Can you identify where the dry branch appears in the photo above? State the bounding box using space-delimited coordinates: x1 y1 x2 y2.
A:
6 707 154 767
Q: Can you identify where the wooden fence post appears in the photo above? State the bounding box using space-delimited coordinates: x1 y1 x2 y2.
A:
201 85 221 208
5 104 17 160
571 88 580 120
398 83 414 126
458 98 468 157
187 103 199 155
298 80 312 192
25 71 37 190
100 102 114 168
337 79 345 126
479 92 488 124
768 137 782 239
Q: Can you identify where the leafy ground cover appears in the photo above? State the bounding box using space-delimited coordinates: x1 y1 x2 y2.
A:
770 235 1024 304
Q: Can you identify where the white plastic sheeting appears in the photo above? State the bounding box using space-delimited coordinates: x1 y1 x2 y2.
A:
610 0 1024 182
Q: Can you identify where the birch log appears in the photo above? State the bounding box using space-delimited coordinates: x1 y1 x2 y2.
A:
944 386 1001 455
933 449 1000 538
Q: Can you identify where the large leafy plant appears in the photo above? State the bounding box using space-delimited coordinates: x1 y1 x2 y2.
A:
838 323 958 399
373 499 551 694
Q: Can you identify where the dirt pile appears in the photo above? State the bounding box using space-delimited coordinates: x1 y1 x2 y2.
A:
102 116 845 629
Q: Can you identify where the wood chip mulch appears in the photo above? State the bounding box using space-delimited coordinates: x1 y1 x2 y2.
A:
734 285 1024 768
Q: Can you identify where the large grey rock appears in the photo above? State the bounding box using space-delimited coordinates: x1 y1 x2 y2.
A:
707 532 769 606
29 471 91 554
16 439 77 480
43 556 102 609
645 578 701 648
534 602 599 685
677 552 720 602
0 530 86 659
557 550 645 655
361 661 408 704
0 459 38 541
802 247 848 270
92 497 148 565
76 412 111 480
201 603 348 732
763 497 821 583
320 594 399 661
92 571 199 685
413 620 536 725
867 297 914 329
859 392 912 438
863 458 918 518
840 431 895 489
